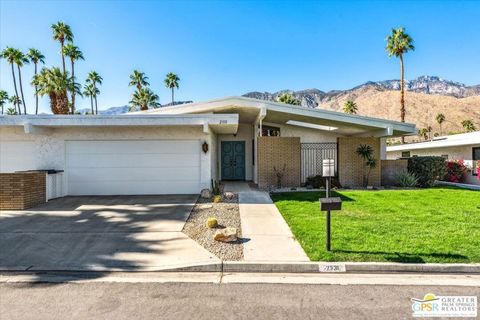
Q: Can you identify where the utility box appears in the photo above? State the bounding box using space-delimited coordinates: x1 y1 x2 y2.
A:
320 197 342 211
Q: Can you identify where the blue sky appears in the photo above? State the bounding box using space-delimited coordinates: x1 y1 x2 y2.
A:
1 0 479 113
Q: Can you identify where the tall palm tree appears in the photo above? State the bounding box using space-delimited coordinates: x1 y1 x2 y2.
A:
129 70 149 90
86 71 103 114
32 67 70 114
129 87 159 111
343 100 358 114
13 50 29 114
0 90 9 115
276 93 300 105
461 119 476 133
51 21 74 74
418 128 428 141
27 48 46 115
386 27 415 143
1 47 22 114
83 83 98 114
164 72 180 105
62 44 84 113
435 113 445 136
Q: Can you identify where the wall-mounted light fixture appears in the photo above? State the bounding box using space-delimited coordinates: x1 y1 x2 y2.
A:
202 141 209 154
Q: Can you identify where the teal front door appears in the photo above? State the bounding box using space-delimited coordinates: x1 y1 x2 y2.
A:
221 141 246 180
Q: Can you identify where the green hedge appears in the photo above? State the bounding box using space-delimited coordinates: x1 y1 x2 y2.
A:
407 156 446 187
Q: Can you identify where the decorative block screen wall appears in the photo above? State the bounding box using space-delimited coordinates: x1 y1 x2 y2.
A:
257 137 301 188
0 172 46 210
338 137 381 187
381 159 408 186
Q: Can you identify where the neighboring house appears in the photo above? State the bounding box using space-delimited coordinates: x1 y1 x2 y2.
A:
0 96 416 196
387 131 480 185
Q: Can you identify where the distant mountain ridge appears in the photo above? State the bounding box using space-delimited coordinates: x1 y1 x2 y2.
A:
77 101 193 115
243 76 480 109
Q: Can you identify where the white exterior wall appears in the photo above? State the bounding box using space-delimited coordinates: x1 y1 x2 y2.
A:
0 126 213 192
217 123 254 181
387 144 480 185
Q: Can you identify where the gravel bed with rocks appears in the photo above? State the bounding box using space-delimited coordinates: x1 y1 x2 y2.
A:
182 193 243 261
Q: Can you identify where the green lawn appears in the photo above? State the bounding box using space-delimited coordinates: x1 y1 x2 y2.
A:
271 187 480 263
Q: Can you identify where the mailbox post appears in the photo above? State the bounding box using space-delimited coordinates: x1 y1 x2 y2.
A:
320 159 341 251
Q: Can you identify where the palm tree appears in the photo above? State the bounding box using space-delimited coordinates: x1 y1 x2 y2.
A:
129 70 149 90
9 96 21 115
62 44 84 113
418 128 428 141
386 27 415 143
164 72 180 105
276 93 300 105
83 83 98 114
129 87 159 111
435 113 445 136
1 47 22 114
51 21 74 74
343 100 358 114
461 119 476 133
0 90 8 115
86 71 103 114
6 107 17 115
13 50 29 114
355 144 377 187
27 48 46 115
426 125 433 140
32 67 70 114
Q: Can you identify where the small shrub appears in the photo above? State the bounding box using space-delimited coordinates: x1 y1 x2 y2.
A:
395 170 418 187
213 195 222 203
305 175 342 189
206 217 218 228
444 160 468 183
407 156 446 187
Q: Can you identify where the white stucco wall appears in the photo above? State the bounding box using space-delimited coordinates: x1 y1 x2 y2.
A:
387 144 480 185
0 126 213 191
217 123 254 181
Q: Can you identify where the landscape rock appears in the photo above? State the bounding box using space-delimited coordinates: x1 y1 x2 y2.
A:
214 227 238 243
223 191 235 200
200 189 211 199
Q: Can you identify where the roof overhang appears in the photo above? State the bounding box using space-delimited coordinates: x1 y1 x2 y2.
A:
0 114 239 135
145 96 417 137
387 132 480 152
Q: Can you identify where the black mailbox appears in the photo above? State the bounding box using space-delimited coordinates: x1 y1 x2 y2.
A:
320 197 342 211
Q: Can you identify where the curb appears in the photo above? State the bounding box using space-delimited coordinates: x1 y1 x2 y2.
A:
1 261 479 275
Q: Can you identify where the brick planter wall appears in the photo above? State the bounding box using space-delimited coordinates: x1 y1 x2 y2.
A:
0 172 46 210
381 159 408 186
338 137 381 187
257 137 301 188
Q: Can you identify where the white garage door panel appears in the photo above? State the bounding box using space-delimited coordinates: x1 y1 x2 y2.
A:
66 140 201 195
67 167 199 182
0 141 37 172
67 153 199 168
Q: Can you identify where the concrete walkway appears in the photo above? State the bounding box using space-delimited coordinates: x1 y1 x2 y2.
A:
224 182 309 261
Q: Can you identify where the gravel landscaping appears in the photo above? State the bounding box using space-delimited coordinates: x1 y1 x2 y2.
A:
183 193 243 261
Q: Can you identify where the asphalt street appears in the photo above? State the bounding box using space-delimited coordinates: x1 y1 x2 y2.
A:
1 280 479 320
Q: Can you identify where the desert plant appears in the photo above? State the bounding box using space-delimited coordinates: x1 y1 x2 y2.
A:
273 164 286 188
436 113 445 135
343 100 358 114
164 72 180 105
395 170 418 187
407 156 446 187
5 107 17 115
211 179 221 196
355 144 377 187
444 160 468 183
461 119 476 132
206 217 218 228
213 195 222 203
276 93 300 105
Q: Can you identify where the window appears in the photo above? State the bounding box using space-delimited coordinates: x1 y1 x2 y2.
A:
401 151 411 158
262 125 280 137
473 147 480 176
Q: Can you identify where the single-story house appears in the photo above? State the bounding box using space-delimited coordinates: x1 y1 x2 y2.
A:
0 96 416 200
386 131 480 185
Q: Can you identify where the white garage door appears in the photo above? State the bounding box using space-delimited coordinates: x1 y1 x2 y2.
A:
66 140 201 195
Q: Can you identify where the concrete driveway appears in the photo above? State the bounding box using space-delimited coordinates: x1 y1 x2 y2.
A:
0 195 219 271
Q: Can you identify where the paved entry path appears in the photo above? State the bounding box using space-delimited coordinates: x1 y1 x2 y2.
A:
225 182 309 261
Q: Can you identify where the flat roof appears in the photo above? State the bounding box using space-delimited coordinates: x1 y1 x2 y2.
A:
387 131 480 152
